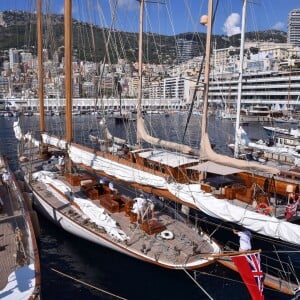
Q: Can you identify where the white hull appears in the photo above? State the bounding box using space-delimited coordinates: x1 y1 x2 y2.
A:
264 126 300 138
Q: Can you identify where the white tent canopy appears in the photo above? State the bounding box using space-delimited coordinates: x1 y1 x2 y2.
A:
188 161 244 176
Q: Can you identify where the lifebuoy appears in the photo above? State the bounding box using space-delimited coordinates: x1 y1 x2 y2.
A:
257 202 271 215
160 230 174 240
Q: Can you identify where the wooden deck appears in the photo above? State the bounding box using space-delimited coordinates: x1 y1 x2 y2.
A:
0 181 23 290
0 163 40 297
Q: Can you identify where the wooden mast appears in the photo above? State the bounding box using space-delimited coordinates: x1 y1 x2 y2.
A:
37 0 44 133
200 0 213 139
233 0 247 158
136 0 144 147
65 0 73 143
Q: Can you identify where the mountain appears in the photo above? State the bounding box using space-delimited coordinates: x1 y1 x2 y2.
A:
0 10 287 64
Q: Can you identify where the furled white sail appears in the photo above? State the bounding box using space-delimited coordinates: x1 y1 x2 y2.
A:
13 120 40 147
167 182 300 246
69 144 167 189
137 117 196 155
42 133 67 149
200 132 279 175
32 170 128 241
103 127 127 145
13 120 22 141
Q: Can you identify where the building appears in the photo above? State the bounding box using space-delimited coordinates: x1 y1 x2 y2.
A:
9 48 20 69
145 76 191 103
176 39 199 63
288 8 300 47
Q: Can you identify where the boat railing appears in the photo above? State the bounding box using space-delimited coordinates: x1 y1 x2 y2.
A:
224 241 298 284
260 252 299 283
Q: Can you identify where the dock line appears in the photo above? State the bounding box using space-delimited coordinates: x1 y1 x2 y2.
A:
50 267 127 300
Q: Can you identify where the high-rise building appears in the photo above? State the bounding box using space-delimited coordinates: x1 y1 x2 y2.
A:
176 39 199 63
9 48 20 69
288 8 300 47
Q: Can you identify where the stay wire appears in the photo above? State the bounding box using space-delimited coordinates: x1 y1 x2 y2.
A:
50 267 127 300
182 0 220 142
181 268 214 300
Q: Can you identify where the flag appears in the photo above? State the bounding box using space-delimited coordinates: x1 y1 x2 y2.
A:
232 252 264 300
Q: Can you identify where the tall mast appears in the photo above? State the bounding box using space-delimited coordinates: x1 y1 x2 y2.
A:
233 0 247 158
136 0 144 147
65 0 73 143
200 0 213 139
37 0 44 132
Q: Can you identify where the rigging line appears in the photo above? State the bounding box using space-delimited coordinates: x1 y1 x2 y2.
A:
272 244 292 284
95 0 118 109
183 0 205 45
181 52 205 143
86 0 97 61
50 268 127 300
264 251 300 253
288 256 300 287
180 268 214 300
181 0 220 142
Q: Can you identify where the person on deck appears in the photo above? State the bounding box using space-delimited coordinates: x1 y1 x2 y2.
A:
285 193 298 220
132 195 146 223
2 171 11 190
56 155 65 173
146 199 155 219
108 181 118 195
0 196 4 213
233 228 252 251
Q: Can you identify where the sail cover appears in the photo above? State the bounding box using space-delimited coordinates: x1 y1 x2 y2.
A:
200 133 279 175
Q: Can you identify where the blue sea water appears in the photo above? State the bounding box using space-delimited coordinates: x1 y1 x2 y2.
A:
0 113 298 300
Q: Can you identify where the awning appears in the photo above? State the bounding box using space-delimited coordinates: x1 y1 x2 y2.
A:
187 161 244 175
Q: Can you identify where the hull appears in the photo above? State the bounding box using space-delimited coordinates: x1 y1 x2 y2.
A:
21 144 221 269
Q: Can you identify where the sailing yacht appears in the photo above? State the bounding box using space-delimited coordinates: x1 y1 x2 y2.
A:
13 0 225 271
11 0 300 296
12 0 300 251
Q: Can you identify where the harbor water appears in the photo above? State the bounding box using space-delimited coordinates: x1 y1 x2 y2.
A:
0 113 299 300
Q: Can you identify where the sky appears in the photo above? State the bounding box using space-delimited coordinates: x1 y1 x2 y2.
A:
0 0 299 36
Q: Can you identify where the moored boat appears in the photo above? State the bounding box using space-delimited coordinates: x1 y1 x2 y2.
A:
0 155 40 300
13 0 223 272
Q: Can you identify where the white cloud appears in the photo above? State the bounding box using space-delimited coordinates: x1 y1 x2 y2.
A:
223 13 241 36
58 5 64 14
272 21 285 30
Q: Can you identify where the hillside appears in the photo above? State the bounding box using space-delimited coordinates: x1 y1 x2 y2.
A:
0 10 287 64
